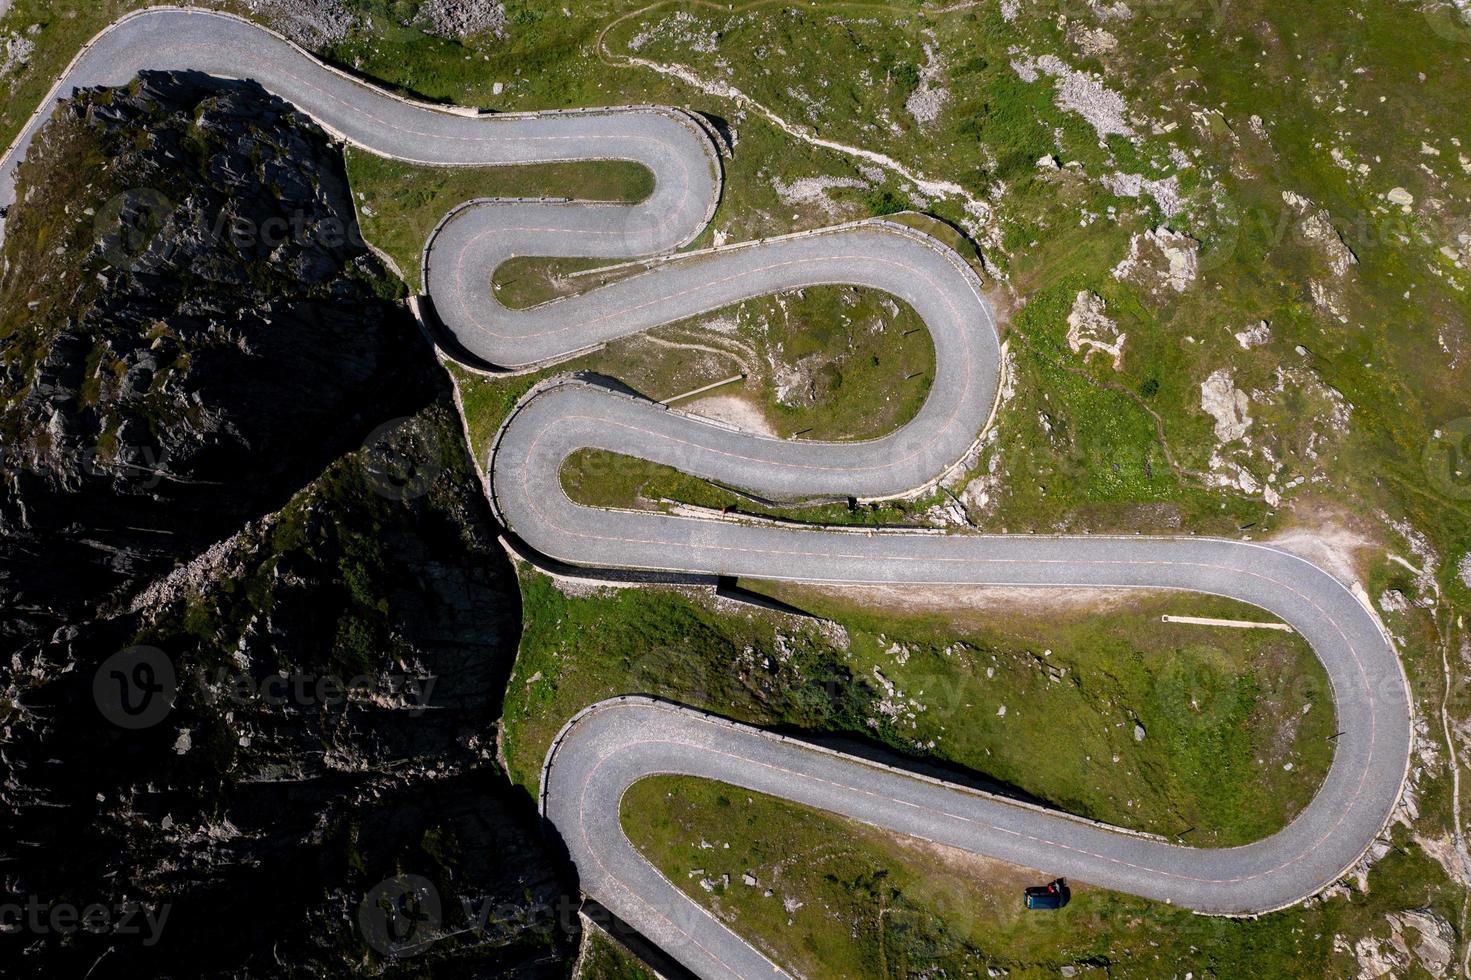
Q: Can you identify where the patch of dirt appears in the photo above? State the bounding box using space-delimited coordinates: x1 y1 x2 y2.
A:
788 582 1151 624
1267 498 1383 593
684 393 779 437
889 833 1036 892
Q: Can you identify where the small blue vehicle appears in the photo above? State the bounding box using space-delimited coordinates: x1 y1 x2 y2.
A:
1023 879 1069 910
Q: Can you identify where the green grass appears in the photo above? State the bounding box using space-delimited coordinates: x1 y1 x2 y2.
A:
558 449 942 526
503 571 1333 847
445 362 542 463
976 278 1271 535
622 775 1460 979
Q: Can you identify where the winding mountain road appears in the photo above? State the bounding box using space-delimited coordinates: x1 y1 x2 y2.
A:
0 10 1412 979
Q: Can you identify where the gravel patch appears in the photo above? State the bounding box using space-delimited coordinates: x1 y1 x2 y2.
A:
243 0 358 46
770 175 867 216
684 394 778 438
1100 171 1182 217
416 0 507 40
905 37 950 127
1010 52 1134 140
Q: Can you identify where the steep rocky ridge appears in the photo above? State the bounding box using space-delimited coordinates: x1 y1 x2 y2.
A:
0 71 426 651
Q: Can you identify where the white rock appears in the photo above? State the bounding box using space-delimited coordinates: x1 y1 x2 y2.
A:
1200 369 1253 443
1100 171 1182 217
1234 320 1271 349
1065 291 1127 370
1113 226 1198 293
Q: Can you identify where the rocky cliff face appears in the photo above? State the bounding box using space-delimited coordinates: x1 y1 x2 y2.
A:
0 73 576 976
0 70 429 650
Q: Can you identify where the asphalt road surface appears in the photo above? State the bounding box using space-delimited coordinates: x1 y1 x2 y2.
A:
1 11 1412 980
